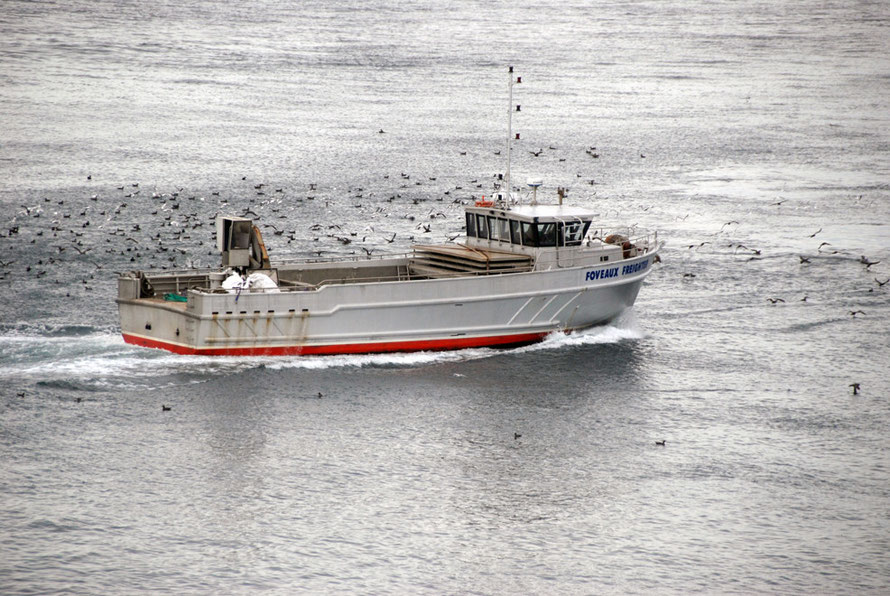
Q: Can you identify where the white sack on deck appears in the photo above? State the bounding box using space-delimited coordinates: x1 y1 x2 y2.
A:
222 273 248 291
246 272 280 293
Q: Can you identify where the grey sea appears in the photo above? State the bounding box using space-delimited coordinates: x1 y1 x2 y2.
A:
2 0 889 593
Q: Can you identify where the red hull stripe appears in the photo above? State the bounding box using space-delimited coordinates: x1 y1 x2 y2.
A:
121 331 550 356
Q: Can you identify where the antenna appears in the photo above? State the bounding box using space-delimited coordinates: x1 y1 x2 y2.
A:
504 66 521 203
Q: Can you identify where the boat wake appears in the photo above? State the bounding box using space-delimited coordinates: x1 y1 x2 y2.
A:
0 330 257 390
520 309 647 352
1 311 645 388
236 310 645 371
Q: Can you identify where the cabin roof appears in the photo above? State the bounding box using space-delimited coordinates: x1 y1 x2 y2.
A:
467 203 598 221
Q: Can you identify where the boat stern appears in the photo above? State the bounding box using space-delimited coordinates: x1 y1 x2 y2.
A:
117 271 197 354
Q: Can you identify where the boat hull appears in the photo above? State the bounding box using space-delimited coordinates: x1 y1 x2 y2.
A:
118 251 655 356
121 329 551 356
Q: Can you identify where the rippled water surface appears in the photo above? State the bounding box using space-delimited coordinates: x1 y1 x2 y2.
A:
2 0 889 593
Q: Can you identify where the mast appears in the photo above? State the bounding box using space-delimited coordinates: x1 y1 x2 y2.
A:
504 66 520 203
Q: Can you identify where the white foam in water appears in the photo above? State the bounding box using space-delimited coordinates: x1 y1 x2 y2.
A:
264 345 513 370
0 332 225 383
269 311 645 369
513 308 647 354
1 311 645 383
0 332 125 367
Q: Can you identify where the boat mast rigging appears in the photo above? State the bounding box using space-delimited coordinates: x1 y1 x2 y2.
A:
504 65 520 205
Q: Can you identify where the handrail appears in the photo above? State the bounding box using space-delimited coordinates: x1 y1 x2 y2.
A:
127 231 658 288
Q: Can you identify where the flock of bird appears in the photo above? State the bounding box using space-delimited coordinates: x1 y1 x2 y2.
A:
2 171 887 295
1 143 650 283
2 158 886 408
673 198 887 400
679 210 887 309
1 176 472 282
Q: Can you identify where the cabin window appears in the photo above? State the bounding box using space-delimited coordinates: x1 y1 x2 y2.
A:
510 220 521 245
487 216 498 240
521 222 537 246
466 213 476 237
562 222 583 245
476 214 489 239
536 223 557 247
497 219 510 243
560 221 591 246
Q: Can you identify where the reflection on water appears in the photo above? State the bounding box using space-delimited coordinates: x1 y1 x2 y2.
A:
2 0 889 592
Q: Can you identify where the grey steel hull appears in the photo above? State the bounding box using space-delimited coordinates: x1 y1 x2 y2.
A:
118 251 655 356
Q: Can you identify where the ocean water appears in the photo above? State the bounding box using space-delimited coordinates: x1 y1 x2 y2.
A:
2 0 889 593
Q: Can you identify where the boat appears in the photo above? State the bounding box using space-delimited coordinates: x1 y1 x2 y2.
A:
117 67 661 356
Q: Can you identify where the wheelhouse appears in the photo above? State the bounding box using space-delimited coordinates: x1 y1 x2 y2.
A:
464 204 595 250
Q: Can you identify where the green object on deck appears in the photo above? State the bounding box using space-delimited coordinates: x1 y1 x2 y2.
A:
163 293 188 302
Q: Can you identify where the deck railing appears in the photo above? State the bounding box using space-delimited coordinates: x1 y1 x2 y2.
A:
125 229 659 298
